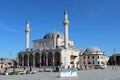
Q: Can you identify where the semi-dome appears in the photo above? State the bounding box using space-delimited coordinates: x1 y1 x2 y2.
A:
43 30 64 39
84 46 101 54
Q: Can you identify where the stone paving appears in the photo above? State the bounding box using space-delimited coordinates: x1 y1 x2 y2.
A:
0 66 120 80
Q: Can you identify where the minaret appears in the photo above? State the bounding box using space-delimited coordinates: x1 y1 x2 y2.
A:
63 10 69 49
25 20 30 49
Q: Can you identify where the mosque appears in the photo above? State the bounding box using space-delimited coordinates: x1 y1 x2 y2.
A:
17 10 83 68
17 10 108 69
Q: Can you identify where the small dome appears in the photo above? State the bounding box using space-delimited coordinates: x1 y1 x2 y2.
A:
43 30 64 39
84 46 101 54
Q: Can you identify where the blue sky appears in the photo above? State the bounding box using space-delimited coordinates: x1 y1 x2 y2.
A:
0 0 120 59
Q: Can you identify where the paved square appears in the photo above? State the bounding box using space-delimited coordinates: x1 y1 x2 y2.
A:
0 67 120 80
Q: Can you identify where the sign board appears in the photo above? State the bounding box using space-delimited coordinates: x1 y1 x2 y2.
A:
59 67 78 77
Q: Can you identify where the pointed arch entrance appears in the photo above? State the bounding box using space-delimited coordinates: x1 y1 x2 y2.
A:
48 53 53 66
24 54 28 66
29 54 33 66
35 53 40 67
18 54 22 66
54 52 60 66
41 53 46 66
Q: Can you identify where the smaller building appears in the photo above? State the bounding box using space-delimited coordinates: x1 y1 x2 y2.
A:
108 54 120 65
0 58 13 69
79 46 108 69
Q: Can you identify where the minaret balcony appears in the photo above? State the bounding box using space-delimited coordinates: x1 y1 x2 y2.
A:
25 29 30 32
63 20 69 25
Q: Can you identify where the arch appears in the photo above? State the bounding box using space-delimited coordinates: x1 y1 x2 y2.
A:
54 52 60 66
24 54 28 66
35 53 40 67
18 54 22 66
48 52 53 66
29 54 33 66
41 53 46 66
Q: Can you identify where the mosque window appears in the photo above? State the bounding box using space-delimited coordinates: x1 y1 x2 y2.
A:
98 61 100 64
92 56 94 59
43 36 47 39
98 56 99 59
83 56 85 59
57 35 60 38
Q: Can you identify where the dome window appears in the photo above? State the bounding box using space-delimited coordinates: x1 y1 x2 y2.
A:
83 56 85 59
57 35 60 38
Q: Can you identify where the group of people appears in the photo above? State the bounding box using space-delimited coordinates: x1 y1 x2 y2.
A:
23 66 32 71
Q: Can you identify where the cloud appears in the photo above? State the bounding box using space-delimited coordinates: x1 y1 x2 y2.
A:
0 23 23 33
0 27 20 32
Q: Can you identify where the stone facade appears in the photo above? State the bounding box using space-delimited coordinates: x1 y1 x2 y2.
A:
108 54 120 65
17 10 82 68
79 46 108 69
0 58 13 69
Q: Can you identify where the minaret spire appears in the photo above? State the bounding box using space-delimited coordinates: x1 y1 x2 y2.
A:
64 9 68 21
25 20 30 49
63 9 69 49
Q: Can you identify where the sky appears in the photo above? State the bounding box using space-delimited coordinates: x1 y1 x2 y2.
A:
0 0 120 59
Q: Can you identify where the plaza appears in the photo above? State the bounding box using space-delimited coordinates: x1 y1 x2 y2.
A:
0 66 120 80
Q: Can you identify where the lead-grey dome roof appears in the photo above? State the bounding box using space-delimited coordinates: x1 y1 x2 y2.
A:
84 46 101 54
43 30 64 39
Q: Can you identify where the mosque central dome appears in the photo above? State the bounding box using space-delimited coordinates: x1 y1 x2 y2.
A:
43 30 64 39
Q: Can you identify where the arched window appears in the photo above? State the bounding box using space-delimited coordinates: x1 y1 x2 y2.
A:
57 35 60 38
98 56 99 59
93 61 94 64
83 56 85 59
98 61 100 64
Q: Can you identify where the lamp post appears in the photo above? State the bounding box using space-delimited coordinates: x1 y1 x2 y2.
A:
13 59 15 72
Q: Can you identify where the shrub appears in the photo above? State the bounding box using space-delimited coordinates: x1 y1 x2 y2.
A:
8 72 19 75
52 69 57 72
26 70 30 74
